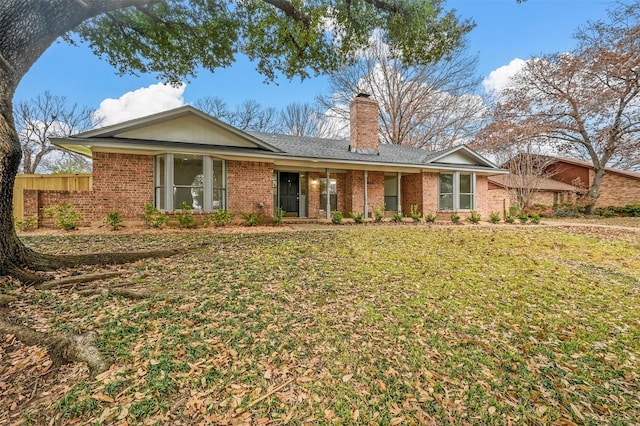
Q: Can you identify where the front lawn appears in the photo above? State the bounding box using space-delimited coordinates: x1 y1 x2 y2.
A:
2 226 639 424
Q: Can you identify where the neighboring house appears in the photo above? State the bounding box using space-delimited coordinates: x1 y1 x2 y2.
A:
25 95 507 227
489 154 640 209
488 174 580 208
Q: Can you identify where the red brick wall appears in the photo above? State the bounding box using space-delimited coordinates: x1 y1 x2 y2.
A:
367 171 385 216
475 175 489 218
546 162 590 189
92 152 153 220
24 189 94 227
349 96 379 152
595 172 640 207
344 170 385 216
227 160 274 216
487 187 510 216
401 173 423 214
308 172 321 219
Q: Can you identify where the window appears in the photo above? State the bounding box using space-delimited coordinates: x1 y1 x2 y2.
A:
438 172 475 210
320 178 337 211
384 174 398 211
154 154 226 211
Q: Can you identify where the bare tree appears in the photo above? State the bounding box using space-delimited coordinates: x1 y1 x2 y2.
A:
317 40 485 149
477 2 640 213
280 102 320 136
15 91 93 174
195 97 282 133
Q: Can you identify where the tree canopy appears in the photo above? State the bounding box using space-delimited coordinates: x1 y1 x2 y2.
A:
475 1 640 213
0 0 473 279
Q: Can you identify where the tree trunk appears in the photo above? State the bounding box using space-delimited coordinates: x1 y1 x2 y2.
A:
583 166 606 215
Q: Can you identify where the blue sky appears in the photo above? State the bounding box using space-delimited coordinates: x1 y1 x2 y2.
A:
14 0 613 122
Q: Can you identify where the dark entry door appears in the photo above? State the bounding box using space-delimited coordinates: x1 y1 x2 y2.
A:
279 172 299 215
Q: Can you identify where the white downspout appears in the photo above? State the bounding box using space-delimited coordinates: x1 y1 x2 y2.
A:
364 170 369 218
397 172 402 214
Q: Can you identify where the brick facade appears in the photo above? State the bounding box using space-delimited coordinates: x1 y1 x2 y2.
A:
592 171 640 207
344 170 384 216
227 160 274 216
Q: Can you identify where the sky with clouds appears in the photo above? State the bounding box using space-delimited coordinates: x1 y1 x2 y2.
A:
14 0 612 127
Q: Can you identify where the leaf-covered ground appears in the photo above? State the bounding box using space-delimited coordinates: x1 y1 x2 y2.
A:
2 223 639 425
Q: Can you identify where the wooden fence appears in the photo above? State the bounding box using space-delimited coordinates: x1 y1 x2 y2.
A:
13 174 92 221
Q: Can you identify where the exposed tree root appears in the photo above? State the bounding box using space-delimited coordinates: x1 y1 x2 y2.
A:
0 317 108 376
7 265 49 285
0 294 17 307
76 287 150 300
26 247 185 272
35 271 124 290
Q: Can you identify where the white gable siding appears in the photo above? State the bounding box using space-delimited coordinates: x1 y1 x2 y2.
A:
117 115 259 148
435 151 482 165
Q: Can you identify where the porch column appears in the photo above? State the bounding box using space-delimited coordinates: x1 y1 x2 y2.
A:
364 170 369 218
397 172 402 214
326 168 331 220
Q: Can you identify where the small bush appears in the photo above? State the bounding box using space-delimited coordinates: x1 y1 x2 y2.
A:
530 213 541 224
467 210 481 223
242 211 260 226
518 213 529 224
489 212 501 224
142 204 167 228
553 204 583 218
409 204 422 222
508 205 520 217
174 202 196 228
624 203 640 217
351 212 365 224
273 207 284 226
104 211 124 230
44 204 82 230
372 204 385 223
450 212 461 224
505 215 515 224
331 210 343 224
206 209 235 227
15 216 37 232
424 213 436 223
391 211 403 223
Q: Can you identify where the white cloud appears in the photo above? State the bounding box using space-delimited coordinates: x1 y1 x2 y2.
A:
93 82 186 126
483 58 526 95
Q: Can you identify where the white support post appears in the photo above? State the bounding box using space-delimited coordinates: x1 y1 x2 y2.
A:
326 168 331 220
397 172 402 214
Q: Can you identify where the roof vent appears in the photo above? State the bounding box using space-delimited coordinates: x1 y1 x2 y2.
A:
356 93 371 98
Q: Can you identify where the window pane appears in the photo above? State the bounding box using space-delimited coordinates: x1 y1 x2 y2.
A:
384 175 398 196
439 174 453 194
459 174 472 193
384 196 397 212
459 194 473 210
174 155 203 210
213 158 224 189
439 194 453 210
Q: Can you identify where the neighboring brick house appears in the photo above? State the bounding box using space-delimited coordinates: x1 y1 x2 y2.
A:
27 95 507 226
488 154 640 210
488 174 580 210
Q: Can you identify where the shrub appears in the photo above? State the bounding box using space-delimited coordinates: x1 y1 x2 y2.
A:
424 213 436 223
15 216 37 232
142 204 167 228
351 212 365 224
372 204 385 223
553 204 583 218
174 202 196 228
409 204 422 222
206 209 235 227
331 210 343 224
505 215 515 224
467 210 481 223
44 204 82 230
489 212 501 224
104 211 124 230
391 211 404 223
530 213 541 224
624 203 640 217
242 211 260 226
273 207 284 226
508 205 520 217
450 212 461 224
518 213 529 224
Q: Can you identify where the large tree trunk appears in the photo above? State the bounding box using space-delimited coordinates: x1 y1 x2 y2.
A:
0 1 159 280
583 166 606 215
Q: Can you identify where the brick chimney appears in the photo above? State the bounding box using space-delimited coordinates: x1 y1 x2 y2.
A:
349 93 379 154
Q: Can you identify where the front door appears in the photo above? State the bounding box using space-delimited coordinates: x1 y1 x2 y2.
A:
279 172 299 216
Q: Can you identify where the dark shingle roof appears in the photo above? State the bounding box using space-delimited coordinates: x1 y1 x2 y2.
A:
248 132 456 166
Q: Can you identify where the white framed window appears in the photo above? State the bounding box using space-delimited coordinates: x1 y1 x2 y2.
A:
438 172 475 210
154 154 226 211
